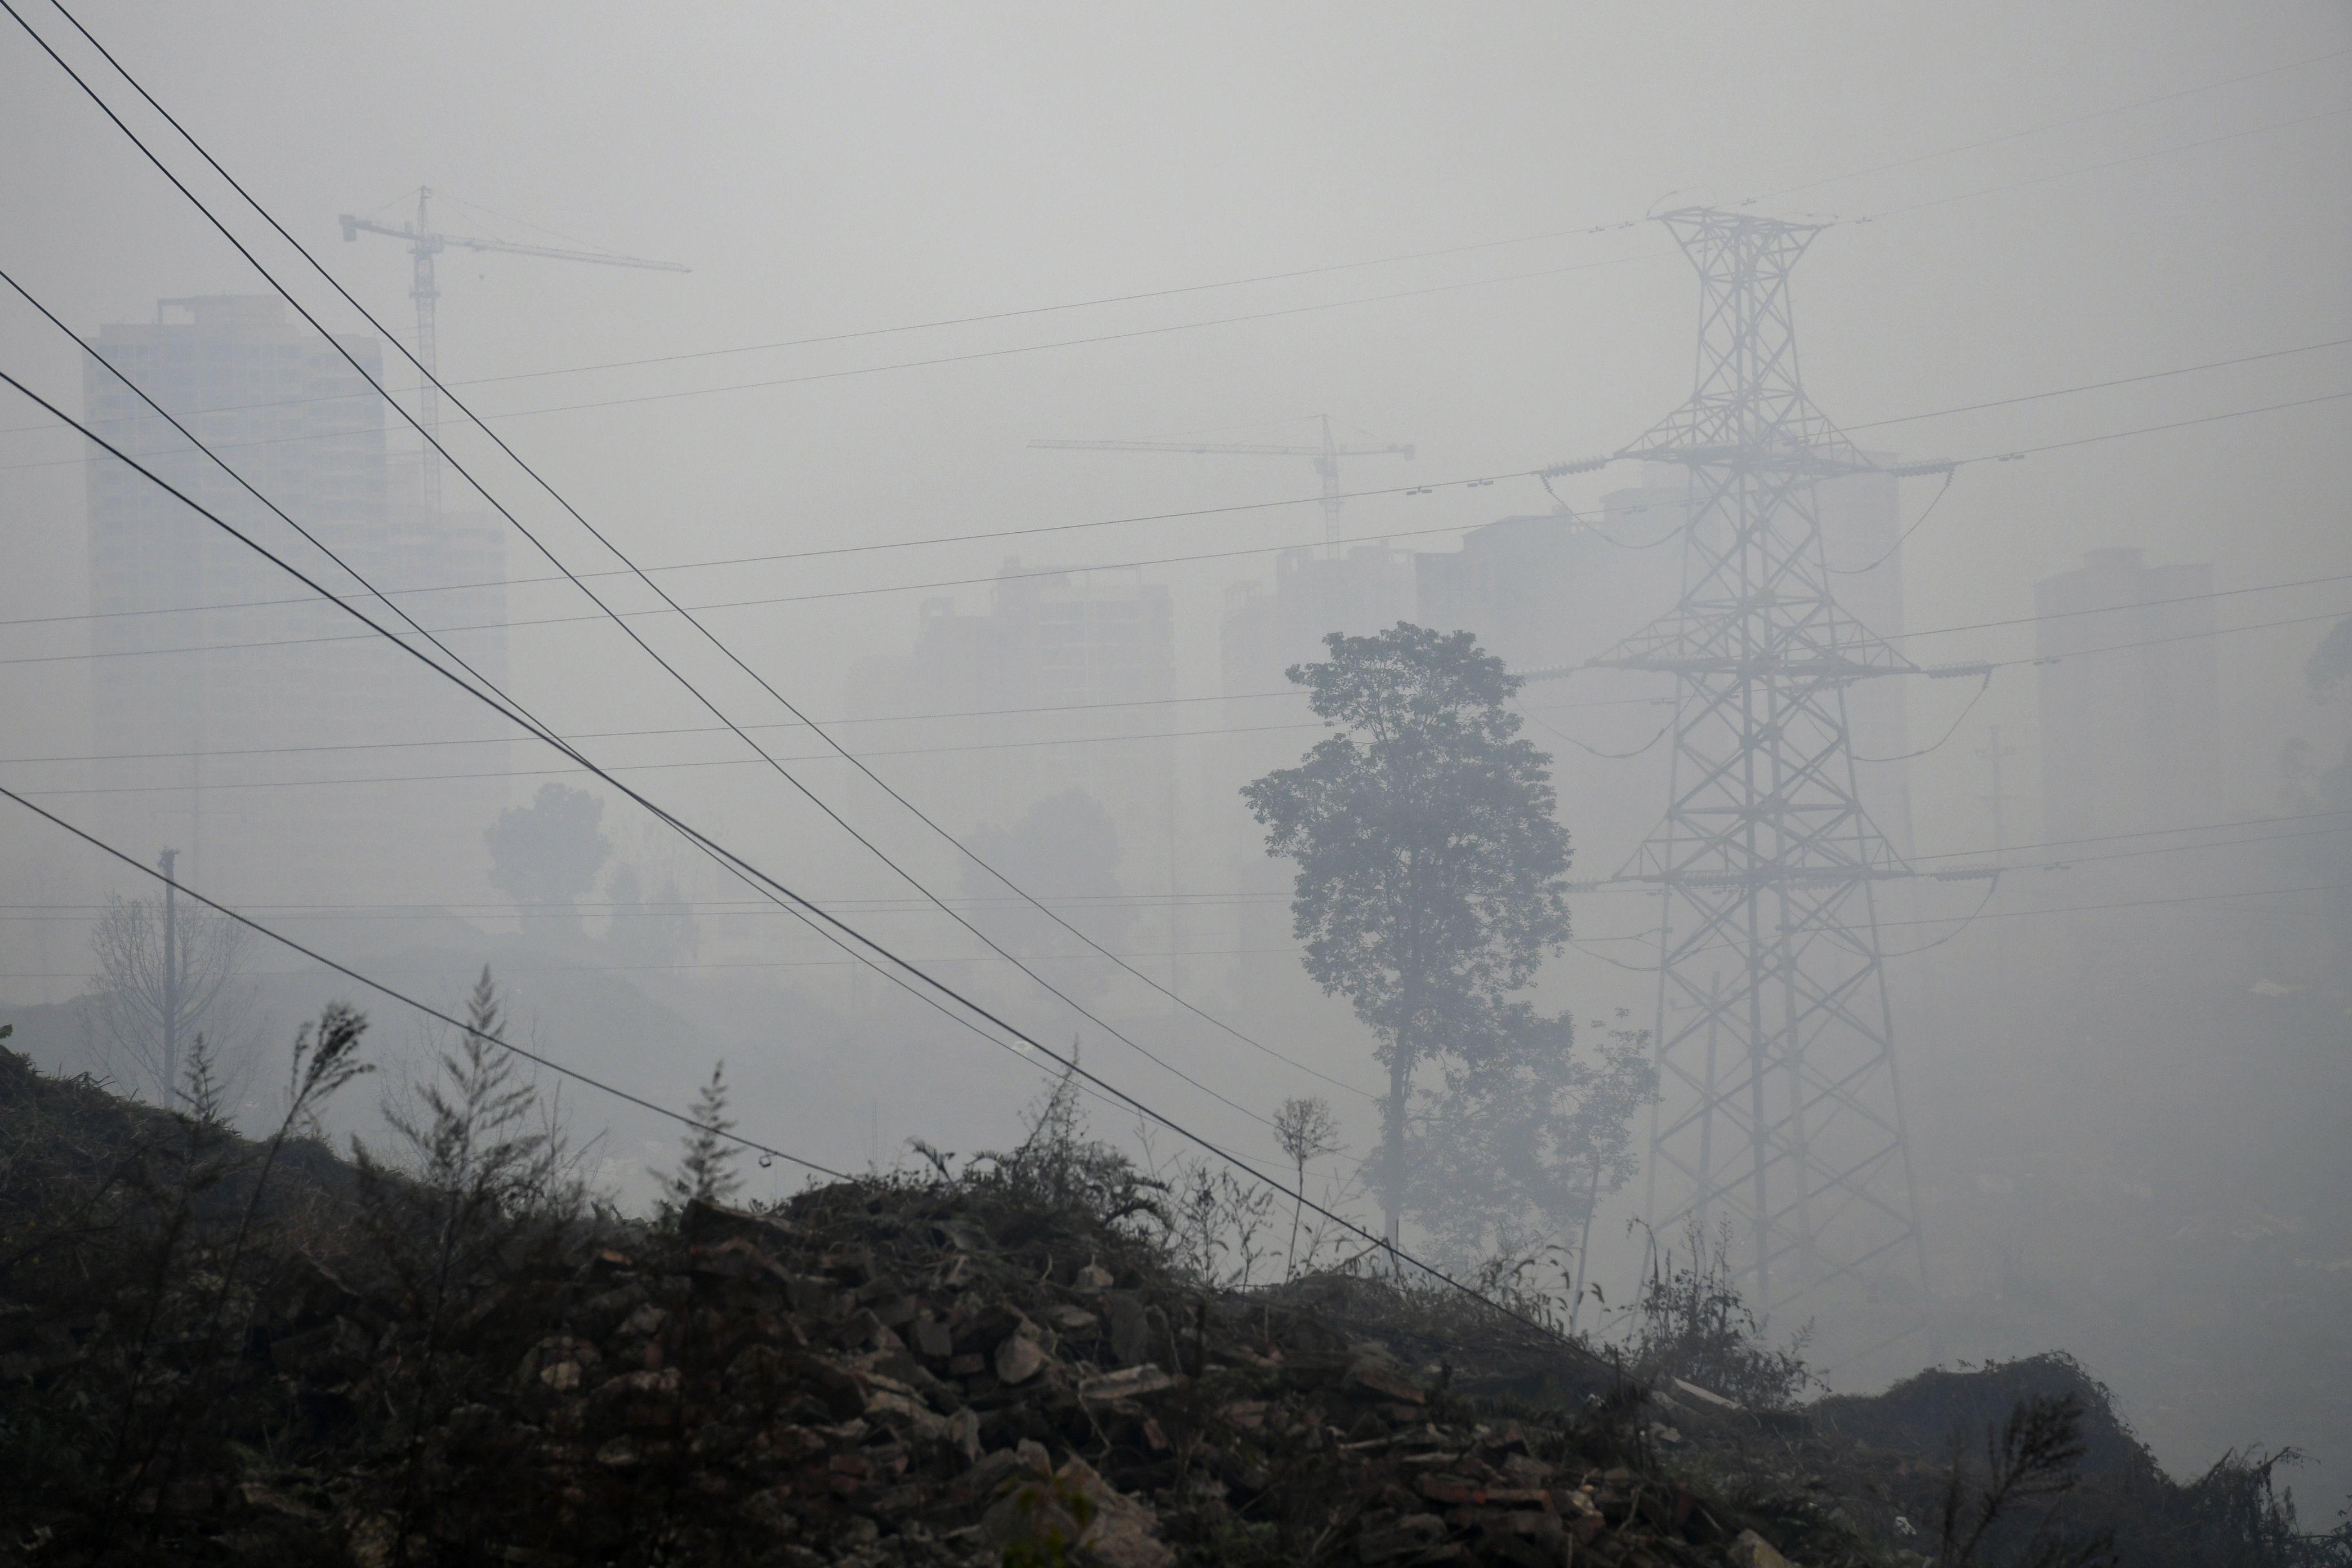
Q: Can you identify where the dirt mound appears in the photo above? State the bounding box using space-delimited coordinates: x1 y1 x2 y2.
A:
3 1038 2341 1567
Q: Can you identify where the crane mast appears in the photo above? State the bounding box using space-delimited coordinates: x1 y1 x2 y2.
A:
338 186 688 508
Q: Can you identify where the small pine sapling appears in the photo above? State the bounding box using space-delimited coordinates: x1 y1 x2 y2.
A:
665 1061 742 1211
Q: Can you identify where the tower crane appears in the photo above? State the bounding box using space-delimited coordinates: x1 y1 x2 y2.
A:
339 187 688 506
1032 414 1412 553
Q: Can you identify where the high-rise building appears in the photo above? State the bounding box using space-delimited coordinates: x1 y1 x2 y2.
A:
1413 507 1678 897
2034 547 2220 845
849 559 1176 813
845 560 1181 1001
81 295 509 907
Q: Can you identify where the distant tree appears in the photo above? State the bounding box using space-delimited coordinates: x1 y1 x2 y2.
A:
1243 624 1576 1251
964 787 1134 1000
604 864 701 968
484 783 612 943
87 892 255 1110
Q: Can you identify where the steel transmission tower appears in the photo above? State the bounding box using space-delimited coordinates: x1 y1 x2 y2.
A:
1597 209 1965 1328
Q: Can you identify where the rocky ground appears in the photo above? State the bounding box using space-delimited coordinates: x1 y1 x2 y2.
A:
1 1032 2343 1567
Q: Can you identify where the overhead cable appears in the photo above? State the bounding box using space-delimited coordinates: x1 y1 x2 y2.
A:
1 363 1463 1328
0 783 853 1183
16 2 1371 1111
10 39 2339 446
1750 43 2352 202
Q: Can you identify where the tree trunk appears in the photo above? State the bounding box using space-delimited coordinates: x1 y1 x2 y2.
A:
1384 963 1421 1265
1384 916 1424 1267
1383 1033 1411 1260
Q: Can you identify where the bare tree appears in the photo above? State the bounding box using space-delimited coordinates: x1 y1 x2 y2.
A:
87 887 254 1110
1272 1095 1342 1280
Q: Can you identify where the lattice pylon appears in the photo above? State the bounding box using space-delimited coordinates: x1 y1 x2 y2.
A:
1606 210 1929 1328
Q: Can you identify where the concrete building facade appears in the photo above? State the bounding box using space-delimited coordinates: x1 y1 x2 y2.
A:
81 295 509 908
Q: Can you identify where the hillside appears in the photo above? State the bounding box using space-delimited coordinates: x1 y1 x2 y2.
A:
1 1028 2343 1568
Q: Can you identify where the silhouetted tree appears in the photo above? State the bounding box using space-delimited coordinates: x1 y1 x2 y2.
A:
1244 624 1573 1250
484 783 612 944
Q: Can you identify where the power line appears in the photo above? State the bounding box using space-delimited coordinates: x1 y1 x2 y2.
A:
10 39 2338 449
0 248 1661 473
1750 43 2352 203
1816 389 2352 563
1948 388 2352 464
1903 805 2352 864
8 328 2345 638
9 98 2333 461
1571 875 2348 970
0 353 1441 1325
18 592 2349 794
7 599 2347 810
0 781 854 1182
5 10 1353 1133
10 373 2346 658
0 501 1510 663
0 693 1309 765
1892 567 2352 643
1843 336 2352 433
0 686 1667 768
1586 872 2350 945
0 468 1498 625
13 812 2344 919
1852 103 2352 225
13 544 2342 710
1972 821 2352 875
0 335 1105 1140
1854 670 1994 763
1826 469 1953 576
0 720 1326 796
0 237 1663 448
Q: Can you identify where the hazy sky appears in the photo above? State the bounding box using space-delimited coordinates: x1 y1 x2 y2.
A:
5 4 2345 781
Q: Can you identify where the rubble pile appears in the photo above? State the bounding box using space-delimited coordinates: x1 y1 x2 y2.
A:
192 1188 1824 1567
6 1041 2341 1567
0 1034 1847 1568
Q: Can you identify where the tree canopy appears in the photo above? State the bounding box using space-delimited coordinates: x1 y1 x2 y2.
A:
484 783 612 936
1244 623 1585 1248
